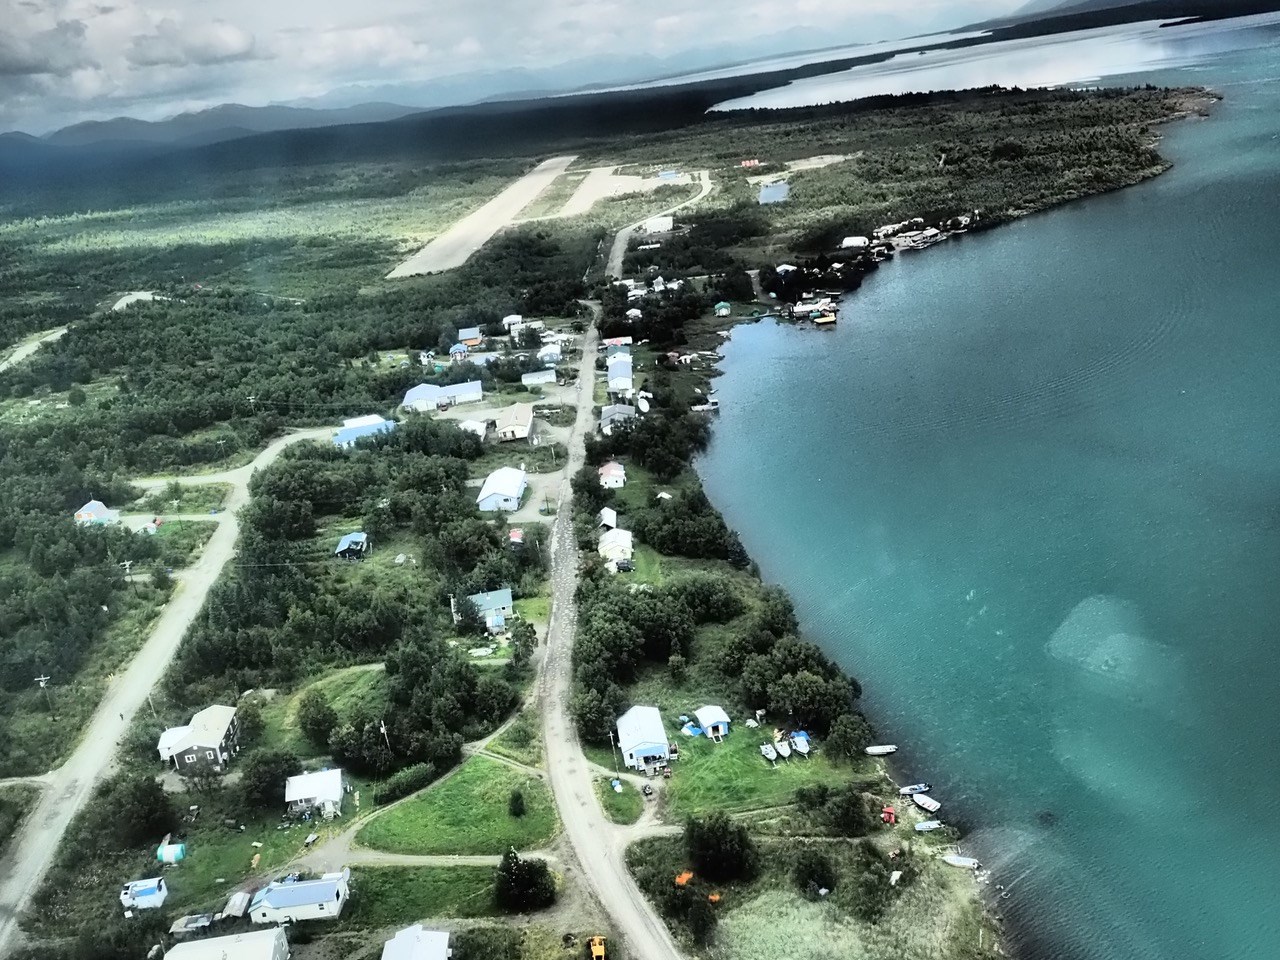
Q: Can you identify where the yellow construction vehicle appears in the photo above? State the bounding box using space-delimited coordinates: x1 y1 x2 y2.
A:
589 936 607 960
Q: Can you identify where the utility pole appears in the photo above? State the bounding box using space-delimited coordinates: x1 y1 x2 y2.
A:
34 674 56 720
120 559 137 594
147 691 158 720
607 729 620 777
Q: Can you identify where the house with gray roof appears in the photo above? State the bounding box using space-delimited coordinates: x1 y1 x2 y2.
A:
402 381 484 412
157 704 240 773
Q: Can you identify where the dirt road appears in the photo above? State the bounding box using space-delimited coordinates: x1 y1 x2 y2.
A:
540 321 686 960
0 327 66 373
0 427 332 956
606 171 714 278
387 156 578 278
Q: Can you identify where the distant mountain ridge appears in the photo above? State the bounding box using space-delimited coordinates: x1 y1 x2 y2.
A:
40 102 425 148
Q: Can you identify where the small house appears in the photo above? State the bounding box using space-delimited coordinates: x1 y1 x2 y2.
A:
599 404 636 435
537 344 562 366
402 381 484 412
598 528 634 563
167 928 289 960
449 342 468 361
461 588 514 633
522 369 556 388
598 461 626 489
625 308 643 321
598 507 618 530
334 532 370 560
476 467 527 512
458 419 488 440
157 704 239 773
383 925 452 960
603 336 633 347
694 705 731 740
606 344 630 359
495 403 535 442
334 415 396 449
501 314 523 328
285 769 345 818
617 705 669 773
120 877 168 911
714 301 732 318
250 869 350 924
775 263 798 274
458 326 483 347
74 499 119 526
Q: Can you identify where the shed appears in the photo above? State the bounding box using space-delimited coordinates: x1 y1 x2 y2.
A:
693 705 730 740
714 301 732 317
476 467 527 512
334 532 370 560
495 403 535 442
383 925 452 960
167 928 289 960
284 768 345 818
457 419 488 439
597 507 618 529
501 314 524 328
120 877 167 911
625 308 643 321
617 706 669 772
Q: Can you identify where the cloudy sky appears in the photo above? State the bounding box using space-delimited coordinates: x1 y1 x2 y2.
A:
2 0 1025 134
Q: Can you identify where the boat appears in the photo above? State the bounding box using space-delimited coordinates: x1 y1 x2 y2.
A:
760 742 778 762
914 820 944 833
789 735 810 756
912 794 941 814
775 738 792 759
865 744 898 756
899 783 932 796
942 855 981 870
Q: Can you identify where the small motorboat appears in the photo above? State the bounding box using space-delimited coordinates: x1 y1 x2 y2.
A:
915 820 943 832
789 735 810 756
760 742 778 762
899 783 932 796
943 855 981 870
775 738 792 759
912 794 941 814
865 744 898 756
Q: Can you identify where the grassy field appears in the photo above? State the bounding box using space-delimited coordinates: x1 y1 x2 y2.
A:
471 439 568 478
594 777 645 825
339 865 502 926
513 594 551 625
153 519 218 566
260 665 389 758
488 709 543 768
356 755 556 855
137 482 232 514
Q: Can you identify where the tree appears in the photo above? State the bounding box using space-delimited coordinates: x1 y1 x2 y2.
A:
667 652 687 682
508 619 537 666
684 812 759 882
825 713 873 764
687 897 718 945
240 749 302 808
494 849 556 910
454 597 486 636
94 772 176 847
825 783 874 837
297 689 338 747
237 697 265 748
793 848 837 898
509 788 526 818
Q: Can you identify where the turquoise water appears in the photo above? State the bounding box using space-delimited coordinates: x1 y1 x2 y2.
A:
697 39 1280 960
758 182 791 204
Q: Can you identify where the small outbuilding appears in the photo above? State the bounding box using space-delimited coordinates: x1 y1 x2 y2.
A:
449 343 468 361
522 369 556 388
694 705 731 741
617 705 670 773
334 531 370 560
120 877 168 911
625 308 643 321
840 236 870 250
382 925 452 960
597 507 618 530
714 301 732 318
476 467 528 512
457 419 488 440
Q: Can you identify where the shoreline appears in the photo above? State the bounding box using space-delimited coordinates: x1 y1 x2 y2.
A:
673 89 1222 958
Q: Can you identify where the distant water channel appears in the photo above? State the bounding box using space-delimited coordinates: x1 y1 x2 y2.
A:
697 35 1280 960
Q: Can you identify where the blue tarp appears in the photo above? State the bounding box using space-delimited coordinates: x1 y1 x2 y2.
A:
681 723 704 737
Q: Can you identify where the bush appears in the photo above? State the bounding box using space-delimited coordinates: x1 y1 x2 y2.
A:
372 762 438 805
684 812 759 882
240 750 302 808
494 849 556 910
509 788 525 818
297 689 338 747
793 848 837 899
688 897 718 945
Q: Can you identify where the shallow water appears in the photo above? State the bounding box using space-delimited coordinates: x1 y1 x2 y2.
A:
697 37 1280 960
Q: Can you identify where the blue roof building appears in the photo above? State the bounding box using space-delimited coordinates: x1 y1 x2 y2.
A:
333 419 396 449
250 869 350 924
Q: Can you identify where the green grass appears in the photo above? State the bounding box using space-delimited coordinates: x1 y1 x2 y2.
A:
356 755 556 855
513 595 551 624
471 440 568 478
261 665 388 759
153 519 218 566
594 777 645 825
0 785 38 859
488 709 543 768
137 482 232 514
518 172 588 220
339 865 502 926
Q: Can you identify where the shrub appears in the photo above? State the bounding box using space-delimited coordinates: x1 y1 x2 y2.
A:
372 762 437 805
509 788 526 818
297 689 338 747
792 848 837 899
494 849 556 910
684 813 759 882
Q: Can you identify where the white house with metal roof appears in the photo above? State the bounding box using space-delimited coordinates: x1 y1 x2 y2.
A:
250 868 350 924
402 381 484 412
616 705 669 772
74 499 119 525
599 404 636 435
495 403 535 442
476 467 527 512
167 928 289 960
382 925 452 960
522 369 556 388
598 528 634 564
284 768 345 818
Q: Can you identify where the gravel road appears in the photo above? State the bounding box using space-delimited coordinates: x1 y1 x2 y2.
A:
540 320 686 960
606 171 714 278
0 427 332 956
0 327 66 373
387 156 578 278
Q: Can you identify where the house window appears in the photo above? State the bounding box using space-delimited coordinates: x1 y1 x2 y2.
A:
206 751 215 760
184 754 196 763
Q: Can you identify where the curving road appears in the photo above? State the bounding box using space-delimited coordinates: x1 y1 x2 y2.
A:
0 427 332 957
540 322 686 960
606 171 714 278
0 327 66 373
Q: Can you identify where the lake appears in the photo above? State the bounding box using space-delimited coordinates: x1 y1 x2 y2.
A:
697 28 1280 960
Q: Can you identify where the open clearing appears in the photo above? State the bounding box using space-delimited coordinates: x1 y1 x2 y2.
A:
388 155 577 277
356 755 556 856
340 866 501 926
559 166 695 219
